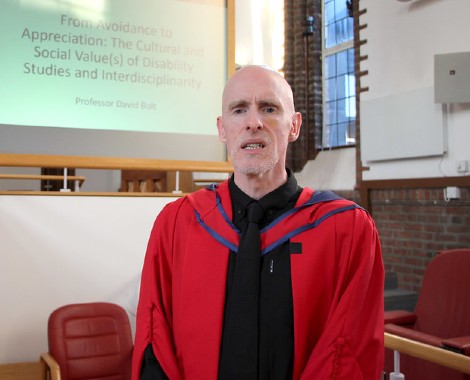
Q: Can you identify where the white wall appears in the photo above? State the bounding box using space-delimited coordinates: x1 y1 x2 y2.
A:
296 148 356 190
359 0 470 180
0 195 175 363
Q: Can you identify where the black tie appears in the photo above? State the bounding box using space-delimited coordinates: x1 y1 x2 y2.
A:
219 201 264 379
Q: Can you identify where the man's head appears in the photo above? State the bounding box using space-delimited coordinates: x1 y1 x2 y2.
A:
217 65 302 184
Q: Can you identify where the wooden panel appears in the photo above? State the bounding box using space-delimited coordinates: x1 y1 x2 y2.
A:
0 361 46 380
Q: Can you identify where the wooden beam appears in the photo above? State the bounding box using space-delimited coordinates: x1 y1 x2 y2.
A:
385 332 470 375
0 153 233 173
362 176 470 189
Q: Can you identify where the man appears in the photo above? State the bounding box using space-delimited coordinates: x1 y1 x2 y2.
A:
132 65 384 379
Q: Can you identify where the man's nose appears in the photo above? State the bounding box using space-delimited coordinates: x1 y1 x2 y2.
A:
245 110 263 131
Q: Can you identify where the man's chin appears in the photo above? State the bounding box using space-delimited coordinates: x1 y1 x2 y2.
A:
233 159 276 176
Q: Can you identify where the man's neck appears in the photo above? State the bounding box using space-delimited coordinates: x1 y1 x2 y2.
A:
233 167 288 200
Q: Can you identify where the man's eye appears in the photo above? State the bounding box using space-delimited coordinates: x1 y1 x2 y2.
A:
264 107 276 113
233 108 245 114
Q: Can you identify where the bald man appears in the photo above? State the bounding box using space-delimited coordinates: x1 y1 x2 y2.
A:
132 65 384 379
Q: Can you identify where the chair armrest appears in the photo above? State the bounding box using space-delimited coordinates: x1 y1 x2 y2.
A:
442 336 470 356
384 310 417 326
40 352 62 380
385 323 443 347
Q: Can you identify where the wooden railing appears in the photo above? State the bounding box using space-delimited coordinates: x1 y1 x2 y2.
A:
385 332 470 376
0 153 232 172
0 153 232 195
0 173 86 191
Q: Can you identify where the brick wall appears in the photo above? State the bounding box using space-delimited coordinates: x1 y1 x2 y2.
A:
370 187 470 292
284 0 322 172
337 186 470 293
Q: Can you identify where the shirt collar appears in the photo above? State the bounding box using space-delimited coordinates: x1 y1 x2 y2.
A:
229 169 299 225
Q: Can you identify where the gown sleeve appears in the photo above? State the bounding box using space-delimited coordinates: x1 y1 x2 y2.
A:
131 201 184 380
300 209 384 380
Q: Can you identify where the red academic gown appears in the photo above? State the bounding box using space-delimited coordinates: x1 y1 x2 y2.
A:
132 181 384 380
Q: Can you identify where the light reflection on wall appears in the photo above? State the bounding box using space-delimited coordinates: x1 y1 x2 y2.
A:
235 0 284 73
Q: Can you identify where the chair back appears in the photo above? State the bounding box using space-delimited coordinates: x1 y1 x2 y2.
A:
414 248 470 338
48 302 133 380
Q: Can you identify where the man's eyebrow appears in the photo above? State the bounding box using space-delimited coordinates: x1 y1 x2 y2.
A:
227 99 284 111
227 100 250 110
259 99 284 112
259 99 282 108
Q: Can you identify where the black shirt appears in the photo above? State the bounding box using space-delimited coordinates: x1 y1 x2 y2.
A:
221 170 301 380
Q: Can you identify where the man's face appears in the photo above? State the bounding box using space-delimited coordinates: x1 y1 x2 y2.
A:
217 67 301 177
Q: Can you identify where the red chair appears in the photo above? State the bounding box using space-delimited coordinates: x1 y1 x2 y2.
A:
384 249 470 379
41 302 133 380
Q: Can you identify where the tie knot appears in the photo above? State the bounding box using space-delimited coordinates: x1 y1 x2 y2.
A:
247 201 264 224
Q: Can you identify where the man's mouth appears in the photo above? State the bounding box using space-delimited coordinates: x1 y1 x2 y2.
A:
242 143 265 150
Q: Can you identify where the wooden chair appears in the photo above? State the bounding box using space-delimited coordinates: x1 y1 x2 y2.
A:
120 169 167 192
120 169 195 193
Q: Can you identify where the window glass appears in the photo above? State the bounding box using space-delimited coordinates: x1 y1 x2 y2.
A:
322 0 355 148
337 50 348 76
325 78 337 102
325 100 337 125
325 55 336 79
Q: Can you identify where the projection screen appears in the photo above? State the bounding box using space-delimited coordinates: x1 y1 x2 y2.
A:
0 0 231 161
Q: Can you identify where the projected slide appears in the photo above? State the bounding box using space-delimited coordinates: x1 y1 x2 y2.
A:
1 0 227 135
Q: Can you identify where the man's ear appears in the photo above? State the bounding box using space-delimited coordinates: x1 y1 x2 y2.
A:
217 116 226 143
288 112 302 142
